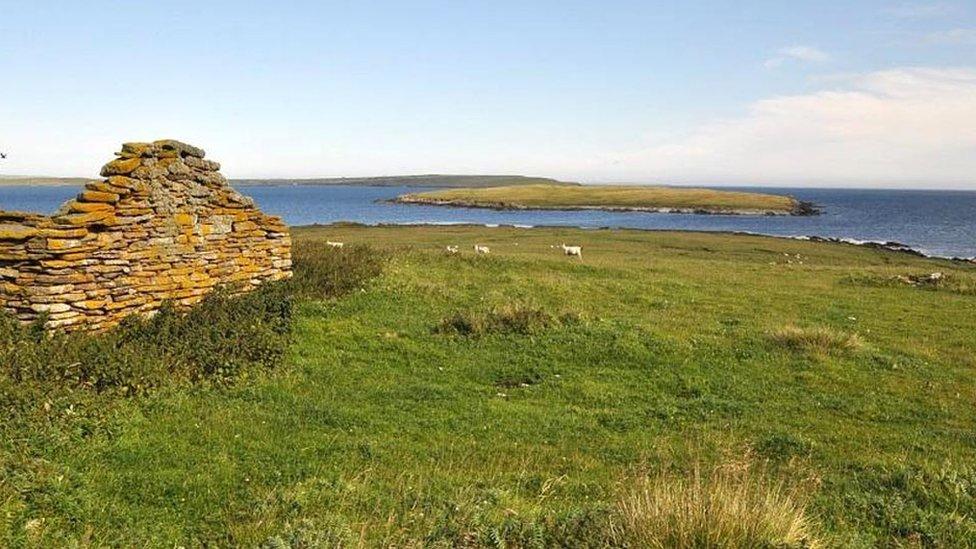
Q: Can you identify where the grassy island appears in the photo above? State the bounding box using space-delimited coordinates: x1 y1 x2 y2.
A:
3 225 974 546
396 183 815 215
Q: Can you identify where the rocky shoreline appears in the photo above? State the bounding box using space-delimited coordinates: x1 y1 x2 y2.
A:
301 220 974 264
795 235 975 263
389 196 821 217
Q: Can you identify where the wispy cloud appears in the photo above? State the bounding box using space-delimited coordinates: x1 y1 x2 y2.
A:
925 28 976 44
763 46 830 69
885 2 959 18
592 68 976 188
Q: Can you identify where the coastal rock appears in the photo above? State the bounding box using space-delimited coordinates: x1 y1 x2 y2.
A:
806 236 928 257
0 140 292 331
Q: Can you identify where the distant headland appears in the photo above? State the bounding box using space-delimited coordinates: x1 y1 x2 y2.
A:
231 175 576 188
393 183 819 216
0 173 573 189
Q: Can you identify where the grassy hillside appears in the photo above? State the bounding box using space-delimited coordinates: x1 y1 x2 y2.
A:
397 183 809 214
3 225 975 546
232 175 576 188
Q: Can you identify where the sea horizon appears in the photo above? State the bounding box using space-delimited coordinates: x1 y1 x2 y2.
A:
3 183 974 260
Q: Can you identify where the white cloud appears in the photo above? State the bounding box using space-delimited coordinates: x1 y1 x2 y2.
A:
885 2 958 18
764 46 830 69
592 68 976 188
925 28 976 44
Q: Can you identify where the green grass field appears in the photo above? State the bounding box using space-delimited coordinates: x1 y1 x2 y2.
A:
397 184 802 214
3 225 975 546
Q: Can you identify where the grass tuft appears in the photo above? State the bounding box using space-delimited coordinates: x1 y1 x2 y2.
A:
613 462 823 548
843 271 976 296
769 326 863 356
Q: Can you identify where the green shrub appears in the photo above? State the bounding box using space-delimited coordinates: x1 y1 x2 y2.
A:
492 364 545 389
0 282 293 393
756 432 814 462
823 462 976 546
464 508 614 548
259 518 354 548
436 304 582 336
290 242 387 300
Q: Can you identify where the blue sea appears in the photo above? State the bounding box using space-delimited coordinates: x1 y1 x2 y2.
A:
2 184 975 259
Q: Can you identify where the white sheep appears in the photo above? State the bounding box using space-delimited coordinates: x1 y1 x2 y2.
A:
474 244 490 254
445 245 459 254
326 241 344 248
561 244 582 259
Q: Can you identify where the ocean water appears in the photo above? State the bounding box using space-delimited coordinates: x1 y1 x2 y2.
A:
2 184 974 259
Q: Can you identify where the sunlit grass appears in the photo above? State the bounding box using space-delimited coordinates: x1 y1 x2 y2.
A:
614 461 822 548
3 225 975 546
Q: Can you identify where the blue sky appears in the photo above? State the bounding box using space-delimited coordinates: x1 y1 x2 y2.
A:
1 1 974 187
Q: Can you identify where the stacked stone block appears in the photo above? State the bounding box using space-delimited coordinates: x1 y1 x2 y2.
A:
0 140 292 331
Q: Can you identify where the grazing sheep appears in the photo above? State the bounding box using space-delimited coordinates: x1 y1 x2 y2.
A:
561 244 582 259
445 245 459 254
474 244 490 254
326 241 344 248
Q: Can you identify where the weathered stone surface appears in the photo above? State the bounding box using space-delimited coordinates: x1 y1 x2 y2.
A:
0 140 292 331
153 139 205 159
0 224 39 241
100 157 143 177
78 190 121 203
86 180 130 195
107 176 148 193
120 142 152 158
30 303 71 313
54 210 114 226
68 201 115 213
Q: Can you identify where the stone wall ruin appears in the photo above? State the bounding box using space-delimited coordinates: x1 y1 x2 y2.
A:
0 140 292 330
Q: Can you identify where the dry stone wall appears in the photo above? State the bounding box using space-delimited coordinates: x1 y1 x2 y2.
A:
0 140 292 331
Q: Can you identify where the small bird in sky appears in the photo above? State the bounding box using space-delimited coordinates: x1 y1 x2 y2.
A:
0 152 6 159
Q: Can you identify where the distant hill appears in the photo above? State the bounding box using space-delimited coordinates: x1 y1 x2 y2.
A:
231 175 577 188
0 176 89 187
1 174 576 189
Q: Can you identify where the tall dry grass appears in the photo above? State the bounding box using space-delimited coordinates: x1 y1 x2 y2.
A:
769 326 862 356
613 462 822 548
